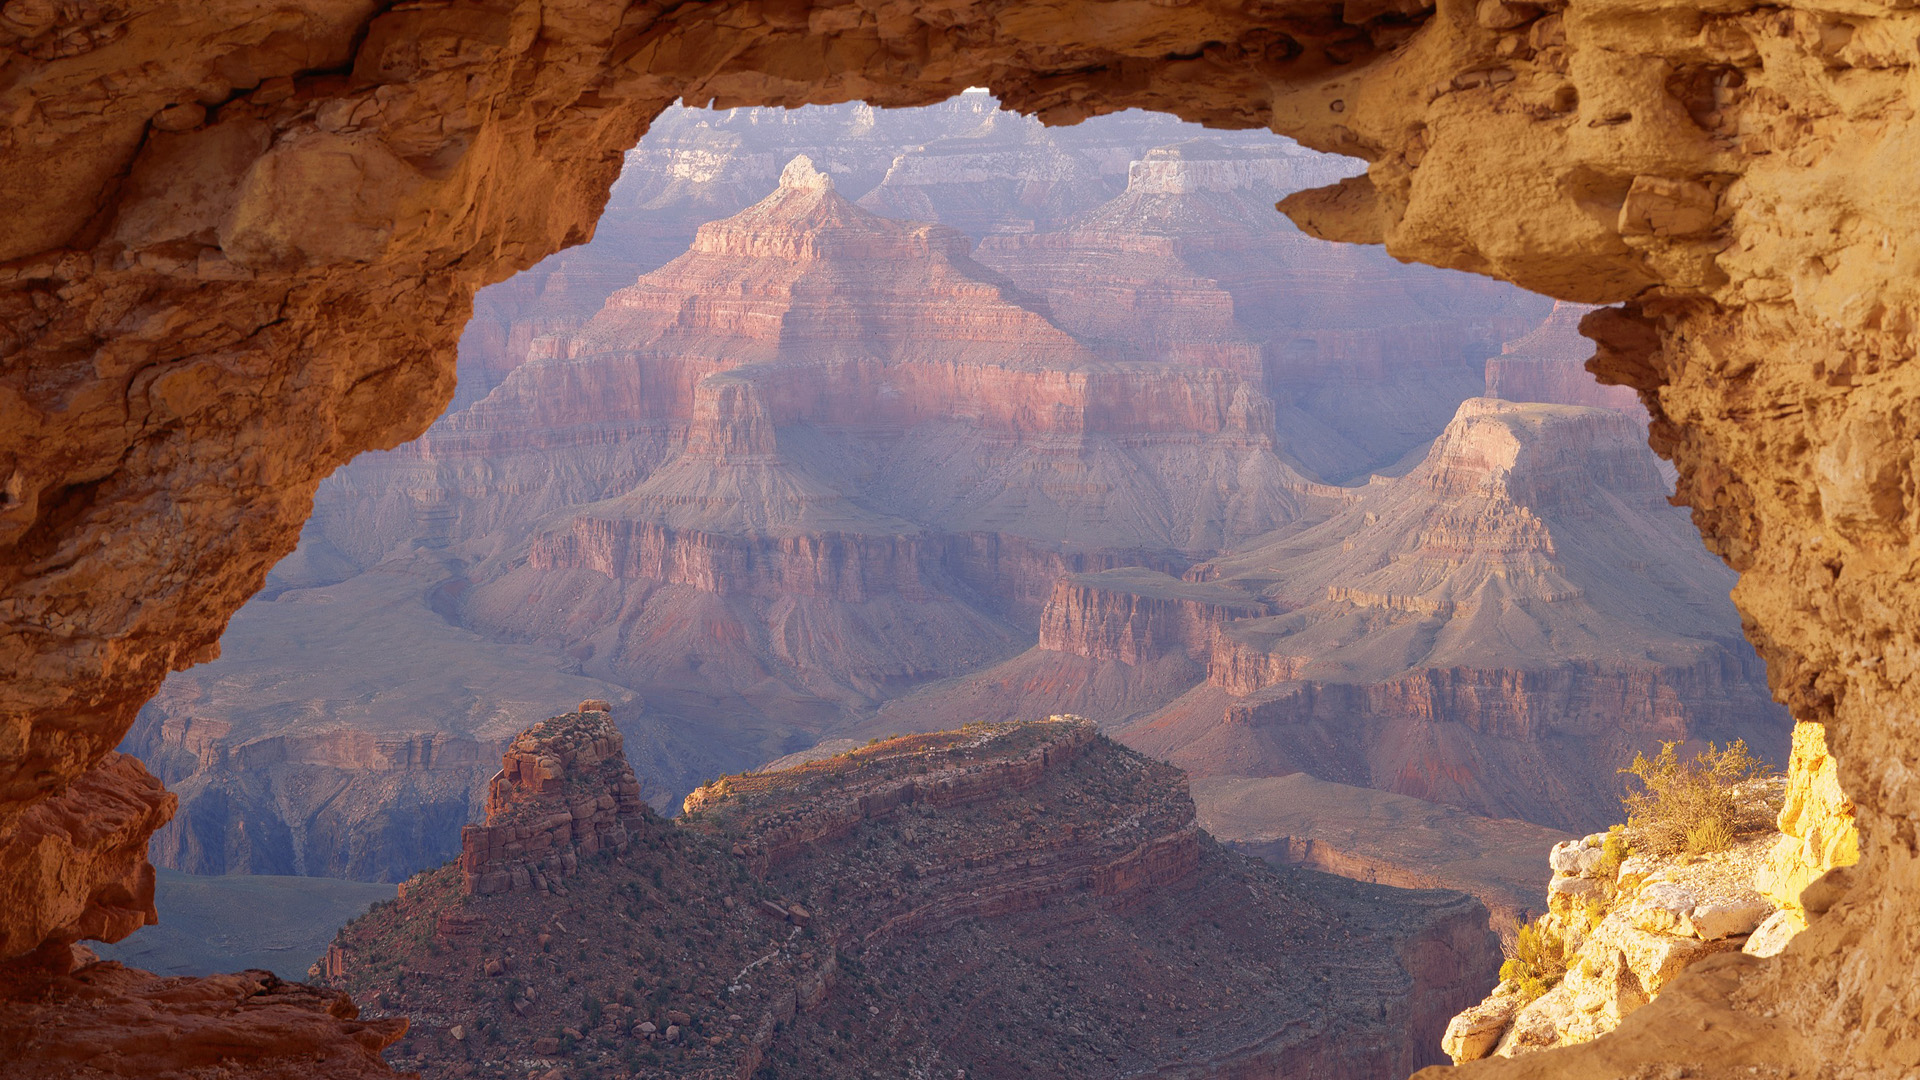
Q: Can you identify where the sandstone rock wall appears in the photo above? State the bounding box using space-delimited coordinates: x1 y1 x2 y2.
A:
1750 721 1860 948
457 704 649 896
1038 569 1274 664
6 0 1920 1074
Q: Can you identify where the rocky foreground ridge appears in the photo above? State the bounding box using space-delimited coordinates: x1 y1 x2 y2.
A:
323 704 1501 1079
1439 722 1860 1064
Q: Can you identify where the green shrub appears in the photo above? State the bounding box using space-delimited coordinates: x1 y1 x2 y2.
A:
1619 740 1764 856
1500 917 1568 1004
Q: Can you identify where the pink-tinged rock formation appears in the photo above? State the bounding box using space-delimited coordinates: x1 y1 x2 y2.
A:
1037 567 1273 664
458 704 648 896
4 0 1919 1074
0 947 403 1080
122 551 643 882
1483 302 1645 413
1121 398 1786 830
976 140 1550 481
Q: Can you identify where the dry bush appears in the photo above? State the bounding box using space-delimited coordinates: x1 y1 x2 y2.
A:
1500 917 1568 1004
1619 740 1765 856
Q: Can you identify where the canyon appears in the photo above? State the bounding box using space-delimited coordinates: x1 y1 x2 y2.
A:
6 1 1918 1076
878 387 1785 832
131 103 1618 892
321 706 1501 1079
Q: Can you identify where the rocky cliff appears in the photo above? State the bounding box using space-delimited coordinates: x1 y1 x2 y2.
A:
1482 302 1644 414
976 139 1548 482
457 703 650 896
323 711 1501 1079
1441 736 1860 1065
1123 397 1787 831
1037 568 1274 665
2 0 1917 1076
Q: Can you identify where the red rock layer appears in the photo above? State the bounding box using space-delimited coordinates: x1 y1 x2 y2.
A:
0 755 174 962
0 947 403 1080
1038 568 1274 664
458 705 649 896
1481 303 1644 414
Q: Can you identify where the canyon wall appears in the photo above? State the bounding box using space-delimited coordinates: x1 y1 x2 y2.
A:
897 394 1784 832
5 1 1919 1076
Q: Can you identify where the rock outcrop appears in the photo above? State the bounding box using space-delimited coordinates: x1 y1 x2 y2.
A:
1438 749 1862 1066
1748 721 1860 955
325 711 1501 1079
0 950 404 1080
1122 397 1787 830
1482 303 1644 414
1037 568 1274 665
457 703 649 896
8 2 1920 1076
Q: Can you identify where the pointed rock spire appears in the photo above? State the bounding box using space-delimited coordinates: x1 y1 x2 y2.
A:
778 154 833 193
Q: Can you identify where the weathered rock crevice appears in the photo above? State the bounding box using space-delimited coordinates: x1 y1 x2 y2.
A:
4 0 1919 1074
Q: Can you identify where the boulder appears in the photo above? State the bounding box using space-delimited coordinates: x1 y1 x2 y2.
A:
1743 908 1805 958
1442 995 1518 1063
1688 895 1773 940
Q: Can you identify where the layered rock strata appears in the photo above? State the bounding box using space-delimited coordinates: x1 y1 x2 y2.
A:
976 140 1546 481
1037 568 1274 665
7 1 1920 1076
1123 397 1786 830
1482 302 1644 414
457 703 649 896
326 712 1500 1079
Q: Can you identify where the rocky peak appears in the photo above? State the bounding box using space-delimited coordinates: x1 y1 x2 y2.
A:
459 702 650 896
1421 397 1666 509
778 153 834 193
685 152 972 263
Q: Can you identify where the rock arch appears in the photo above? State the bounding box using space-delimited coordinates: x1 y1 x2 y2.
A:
2 0 1914 1073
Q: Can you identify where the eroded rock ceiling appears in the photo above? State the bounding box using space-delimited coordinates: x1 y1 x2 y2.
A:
2 0 1915 1074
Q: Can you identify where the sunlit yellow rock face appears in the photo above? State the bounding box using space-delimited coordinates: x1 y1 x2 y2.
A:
1754 722 1861 934
4 0 1920 1076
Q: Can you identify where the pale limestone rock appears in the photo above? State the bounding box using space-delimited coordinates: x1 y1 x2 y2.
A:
1630 884 1700 936
1743 908 1805 959
1445 996 1520 1063
1688 896 1773 942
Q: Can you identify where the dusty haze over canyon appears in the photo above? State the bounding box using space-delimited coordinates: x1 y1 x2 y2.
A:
3 1 1917 1079
119 105 1779 909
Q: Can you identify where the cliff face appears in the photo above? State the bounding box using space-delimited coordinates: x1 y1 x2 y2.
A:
1038 568 1274 665
1122 397 1787 831
457 704 649 895
1439 753 1858 1066
325 712 1501 1079
976 140 1548 482
1481 302 1644 414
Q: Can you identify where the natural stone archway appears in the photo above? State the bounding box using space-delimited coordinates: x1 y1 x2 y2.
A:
2 0 1916 1074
